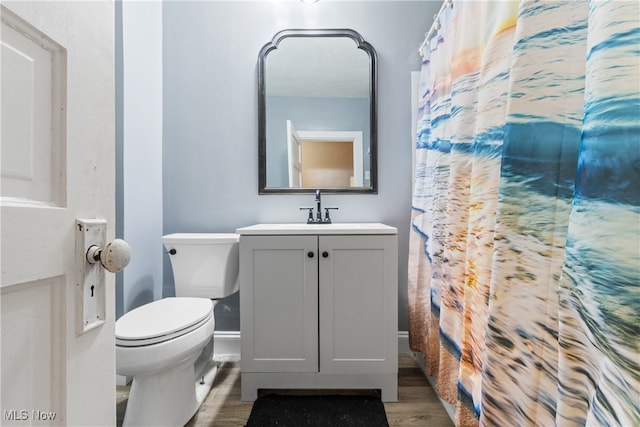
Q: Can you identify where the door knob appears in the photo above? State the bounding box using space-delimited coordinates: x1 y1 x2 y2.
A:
322 251 329 258
86 239 131 273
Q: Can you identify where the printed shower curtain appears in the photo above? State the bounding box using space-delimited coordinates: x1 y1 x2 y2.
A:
408 1 639 426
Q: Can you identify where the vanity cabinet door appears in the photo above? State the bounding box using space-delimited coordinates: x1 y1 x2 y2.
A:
318 235 398 374
240 235 318 373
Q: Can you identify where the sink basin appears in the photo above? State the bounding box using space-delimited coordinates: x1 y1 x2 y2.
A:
236 223 397 236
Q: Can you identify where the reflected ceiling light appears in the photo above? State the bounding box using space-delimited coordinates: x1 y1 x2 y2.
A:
300 0 319 3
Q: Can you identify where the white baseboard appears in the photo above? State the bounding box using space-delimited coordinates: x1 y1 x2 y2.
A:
398 331 410 355
213 331 412 358
116 374 131 386
213 330 241 359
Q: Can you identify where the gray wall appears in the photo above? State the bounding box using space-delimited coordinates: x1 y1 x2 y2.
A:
116 1 164 318
161 0 439 331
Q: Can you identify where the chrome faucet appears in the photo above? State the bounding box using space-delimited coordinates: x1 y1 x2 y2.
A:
299 189 338 224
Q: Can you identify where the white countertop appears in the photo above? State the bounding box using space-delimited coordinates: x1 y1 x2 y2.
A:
236 223 397 236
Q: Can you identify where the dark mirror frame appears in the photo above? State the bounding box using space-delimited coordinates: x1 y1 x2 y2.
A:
258 28 378 194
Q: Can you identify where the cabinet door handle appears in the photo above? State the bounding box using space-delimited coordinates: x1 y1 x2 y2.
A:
307 251 315 258
322 251 329 258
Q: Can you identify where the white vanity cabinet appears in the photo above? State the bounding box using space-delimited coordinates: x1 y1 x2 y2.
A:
237 223 398 401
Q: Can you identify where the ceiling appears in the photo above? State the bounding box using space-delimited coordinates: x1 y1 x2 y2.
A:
265 36 371 99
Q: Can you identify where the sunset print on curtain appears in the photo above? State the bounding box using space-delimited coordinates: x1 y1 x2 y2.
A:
408 1 639 426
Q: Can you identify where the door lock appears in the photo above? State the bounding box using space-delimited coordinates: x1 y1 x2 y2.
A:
75 219 131 335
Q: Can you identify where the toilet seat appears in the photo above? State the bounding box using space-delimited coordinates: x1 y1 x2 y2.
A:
116 297 213 347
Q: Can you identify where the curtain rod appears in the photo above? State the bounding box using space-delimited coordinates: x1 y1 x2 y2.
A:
418 0 453 56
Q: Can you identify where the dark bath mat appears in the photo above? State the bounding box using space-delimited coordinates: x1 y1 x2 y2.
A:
245 394 390 427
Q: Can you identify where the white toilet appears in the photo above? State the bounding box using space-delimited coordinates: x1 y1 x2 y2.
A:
116 233 239 427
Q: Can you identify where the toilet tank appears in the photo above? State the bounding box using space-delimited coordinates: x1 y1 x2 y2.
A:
162 233 239 299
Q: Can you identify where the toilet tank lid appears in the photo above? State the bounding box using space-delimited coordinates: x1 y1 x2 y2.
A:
116 297 213 340
162 233 239 244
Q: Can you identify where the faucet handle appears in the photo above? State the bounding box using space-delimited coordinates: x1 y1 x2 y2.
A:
299 207 315 224
323 207 339 224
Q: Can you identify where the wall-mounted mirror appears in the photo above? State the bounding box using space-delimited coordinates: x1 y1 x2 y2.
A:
258 29 377 194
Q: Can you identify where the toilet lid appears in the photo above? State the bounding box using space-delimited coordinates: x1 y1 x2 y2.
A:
116 297 213 346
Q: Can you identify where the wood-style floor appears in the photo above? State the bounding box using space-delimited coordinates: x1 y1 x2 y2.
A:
116 354 454 427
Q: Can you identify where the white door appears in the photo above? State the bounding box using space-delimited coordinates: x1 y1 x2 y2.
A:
286 120 302 187
1 2 115 426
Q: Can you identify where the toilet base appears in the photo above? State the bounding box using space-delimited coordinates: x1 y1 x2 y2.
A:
122 356 219 427
196 360 219 409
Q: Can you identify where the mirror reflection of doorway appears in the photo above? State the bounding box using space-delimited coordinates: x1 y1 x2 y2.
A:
287 120 363 188
301 140 354 187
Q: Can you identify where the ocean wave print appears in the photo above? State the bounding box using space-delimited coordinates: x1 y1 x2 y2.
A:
577 6 640 205
482 171 575 426
507 1 589 127
558 198 640 426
